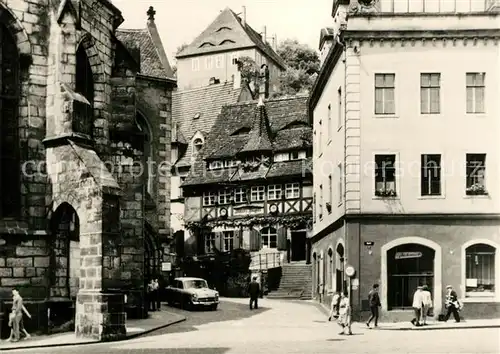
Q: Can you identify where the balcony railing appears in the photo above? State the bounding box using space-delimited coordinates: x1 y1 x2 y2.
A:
375 0 497 13
249 251 282 271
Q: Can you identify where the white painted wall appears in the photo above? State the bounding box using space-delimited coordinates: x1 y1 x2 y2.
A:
357 40 500 214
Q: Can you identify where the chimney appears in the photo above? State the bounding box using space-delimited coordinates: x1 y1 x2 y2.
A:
275 34 278 50
263 26 267 43
271 35 276 51
259 64 269 99
242 6 246 27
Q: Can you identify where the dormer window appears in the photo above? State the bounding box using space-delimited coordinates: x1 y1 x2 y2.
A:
220 39 235 45
216 26 232 32
193 112 201 120
193 138 204 154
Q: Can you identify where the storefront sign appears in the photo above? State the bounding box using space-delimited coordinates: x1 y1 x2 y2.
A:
364 241 374 246
233 206 263 216
161 262 171 271
395 251 422 259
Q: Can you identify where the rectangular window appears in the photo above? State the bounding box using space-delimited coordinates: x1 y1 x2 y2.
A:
205 56 213 70
218 189 232 204
285 183 300 199
318 120 322 155
466 153 487 195
327 104 331 141
205 232 216 253
234 187 247 203
203 191 216 206
215 54 224 68
337 87 342 129
192 58 199 71
421 154 441 196
374 74 395 115
338 163 343 204
290 151 299 160
251 186 265 201
375 155 396 197
328 174 333 212
231 52 239 65
209 161 223 169
466 244 495 296
223 231 234 252
261 228 277 249
420 73 440 114
267 184 282 200
466 73 485 113
319 184 323 218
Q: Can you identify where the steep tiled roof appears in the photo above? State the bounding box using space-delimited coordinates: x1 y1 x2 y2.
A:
116 28 171 79
177 7 286 70
172 82 252 167
239 97 273 154
183 95 312 186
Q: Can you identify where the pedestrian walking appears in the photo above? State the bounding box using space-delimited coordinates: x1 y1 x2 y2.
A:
337 291 352 335
147 279 156 311
411 285 424 326
153 278 161 311
7 289 23 342
328 291 340 321
421 285 433 325
444 285 461 323
366 284 381 328
248 276 260 310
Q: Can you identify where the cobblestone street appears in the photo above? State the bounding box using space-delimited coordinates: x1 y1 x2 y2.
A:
9 298 500 354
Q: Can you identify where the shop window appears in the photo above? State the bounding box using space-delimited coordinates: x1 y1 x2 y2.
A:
466 243 495 297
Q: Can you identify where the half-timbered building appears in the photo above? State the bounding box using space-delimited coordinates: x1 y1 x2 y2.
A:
182 67 313 296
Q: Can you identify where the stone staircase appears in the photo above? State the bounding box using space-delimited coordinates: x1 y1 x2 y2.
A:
266 262 312 300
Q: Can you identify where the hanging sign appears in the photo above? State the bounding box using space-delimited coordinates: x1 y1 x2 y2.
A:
395 251 422 259
161 262 172 271
345 265 356 277
364 241 374 246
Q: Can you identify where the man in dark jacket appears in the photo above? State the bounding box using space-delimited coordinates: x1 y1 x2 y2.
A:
444 285 461 322
248 276 260 310
366 284 381 328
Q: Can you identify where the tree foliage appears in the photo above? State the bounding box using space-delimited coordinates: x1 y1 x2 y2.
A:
276 39 320 95
237 56 259 84
172 43 189 77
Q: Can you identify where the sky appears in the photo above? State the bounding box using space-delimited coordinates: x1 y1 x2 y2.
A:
111 0 334 64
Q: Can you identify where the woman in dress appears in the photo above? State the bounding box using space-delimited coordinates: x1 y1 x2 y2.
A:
337 291 352 335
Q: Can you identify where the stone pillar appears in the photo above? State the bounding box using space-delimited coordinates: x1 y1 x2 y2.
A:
75 193 126 340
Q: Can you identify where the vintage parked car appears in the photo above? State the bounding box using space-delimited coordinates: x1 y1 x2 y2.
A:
165 277 219 311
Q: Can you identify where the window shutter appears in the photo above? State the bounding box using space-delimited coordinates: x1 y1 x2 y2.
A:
215 232 223 251
277 227 287 251
233 229 242 249
249 229 260 251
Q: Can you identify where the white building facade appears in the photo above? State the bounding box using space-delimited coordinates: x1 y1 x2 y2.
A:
310 0 500 321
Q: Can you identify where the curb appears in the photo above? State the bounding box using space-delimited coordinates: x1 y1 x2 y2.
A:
312 300 500 332
377 324 500 331
0 317 186 351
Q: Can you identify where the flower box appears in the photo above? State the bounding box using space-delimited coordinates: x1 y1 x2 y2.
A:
375 189 397 197
466 183 487 196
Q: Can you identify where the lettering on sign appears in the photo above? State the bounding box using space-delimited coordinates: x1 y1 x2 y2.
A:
233 206 263 216
395 251 422 260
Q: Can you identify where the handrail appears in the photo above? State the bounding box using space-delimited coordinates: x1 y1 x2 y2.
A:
250 251 282 270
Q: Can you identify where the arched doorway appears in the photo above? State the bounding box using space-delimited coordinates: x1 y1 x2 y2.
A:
336 243 345 292
50 203 80 299
387 243 435 310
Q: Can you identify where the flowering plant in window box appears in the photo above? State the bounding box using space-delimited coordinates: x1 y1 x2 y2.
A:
466 183 487 196
375 189 397 197
326 202 332 213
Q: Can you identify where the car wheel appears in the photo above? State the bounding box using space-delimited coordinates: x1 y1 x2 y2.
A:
210 304 218 311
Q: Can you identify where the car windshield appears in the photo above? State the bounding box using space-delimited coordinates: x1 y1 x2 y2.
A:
184 280 208 289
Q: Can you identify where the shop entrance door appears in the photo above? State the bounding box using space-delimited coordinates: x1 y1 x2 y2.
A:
387 243 434 310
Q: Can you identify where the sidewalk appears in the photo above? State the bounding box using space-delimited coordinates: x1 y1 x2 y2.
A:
314 301 500 331
0 309 186 351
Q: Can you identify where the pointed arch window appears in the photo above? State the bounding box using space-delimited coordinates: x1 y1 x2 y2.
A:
136 113 153 194
73 45 94 137
0 23 20 217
